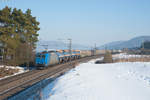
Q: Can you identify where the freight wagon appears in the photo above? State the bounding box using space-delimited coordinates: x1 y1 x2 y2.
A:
35 50 81 69
35 49 104 69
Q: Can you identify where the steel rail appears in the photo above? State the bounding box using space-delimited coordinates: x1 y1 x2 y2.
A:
0 55 101 100
0 70 38 86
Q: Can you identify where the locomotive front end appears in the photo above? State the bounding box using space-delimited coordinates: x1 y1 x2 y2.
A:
35 53 47 69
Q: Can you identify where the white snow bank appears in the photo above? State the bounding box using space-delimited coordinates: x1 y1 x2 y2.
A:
0 65 26 80
113 53 150 60
48 60 150 100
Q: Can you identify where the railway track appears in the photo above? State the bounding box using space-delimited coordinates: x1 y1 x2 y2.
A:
0 70 39 86
0 55 101 100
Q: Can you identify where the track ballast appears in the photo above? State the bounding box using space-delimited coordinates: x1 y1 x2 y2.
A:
0 55 102 100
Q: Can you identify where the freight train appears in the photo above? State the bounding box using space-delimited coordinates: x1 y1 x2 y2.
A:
35 50 80 69
35 49 105 69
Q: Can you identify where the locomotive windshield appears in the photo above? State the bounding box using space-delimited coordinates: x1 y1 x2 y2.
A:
42 55 45 58
36 54 45 58
36 54 41 57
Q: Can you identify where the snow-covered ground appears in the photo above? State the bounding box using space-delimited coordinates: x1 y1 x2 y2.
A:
47 59 150 100
0 65 26 80
113 53 150 60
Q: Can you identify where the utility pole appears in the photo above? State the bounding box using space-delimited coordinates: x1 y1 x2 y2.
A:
41 45 48 51
94 43 97 55
91 46 94 56
68 38 72 55
94 43 96 50
142 41 145 49
141 40 145 61
58 38 72 55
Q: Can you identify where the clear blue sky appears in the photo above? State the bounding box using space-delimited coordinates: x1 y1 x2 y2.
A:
0 0 150 47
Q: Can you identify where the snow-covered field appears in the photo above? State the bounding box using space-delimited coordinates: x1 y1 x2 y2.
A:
0 65 26 80
113 53 150 60
47 59 150 100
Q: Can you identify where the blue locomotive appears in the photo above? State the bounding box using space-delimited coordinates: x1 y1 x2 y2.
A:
35 50 80 69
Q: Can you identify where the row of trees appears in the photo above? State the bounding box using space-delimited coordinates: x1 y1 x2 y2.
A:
0 6 40 66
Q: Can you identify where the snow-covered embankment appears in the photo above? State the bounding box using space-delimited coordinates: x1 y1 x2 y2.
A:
0 65 26 80
47 59 150 100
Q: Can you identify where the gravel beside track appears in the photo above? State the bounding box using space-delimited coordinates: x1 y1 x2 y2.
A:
0 55 102 100
0 70 38 86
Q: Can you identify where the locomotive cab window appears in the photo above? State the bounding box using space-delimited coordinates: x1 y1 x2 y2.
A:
42 55 45 58
36 54 41 58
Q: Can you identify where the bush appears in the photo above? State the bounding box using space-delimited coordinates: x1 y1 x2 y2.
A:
103 51 113 63
0 66 19 78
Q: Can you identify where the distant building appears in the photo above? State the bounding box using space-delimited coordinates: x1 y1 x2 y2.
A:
143 41 150 49
141 41 150 54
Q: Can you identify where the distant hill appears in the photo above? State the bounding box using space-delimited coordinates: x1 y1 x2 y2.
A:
36 40 90 52
99 36 150 50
